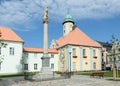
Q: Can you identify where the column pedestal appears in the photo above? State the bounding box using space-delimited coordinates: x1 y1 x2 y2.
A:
32 53 53 80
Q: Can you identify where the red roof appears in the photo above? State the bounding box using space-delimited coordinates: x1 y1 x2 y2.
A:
23 47 58 53
0 26 24 42
57 27 101 48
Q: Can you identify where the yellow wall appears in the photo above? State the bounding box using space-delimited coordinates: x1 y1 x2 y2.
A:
71 46 80 71
58 47 67 72
58 45 101 72
92 47 100 70
82 47 91 71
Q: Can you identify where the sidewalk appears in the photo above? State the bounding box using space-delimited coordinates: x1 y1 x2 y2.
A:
0 75 120 86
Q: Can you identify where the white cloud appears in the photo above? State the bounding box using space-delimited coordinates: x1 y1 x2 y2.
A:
0 0 120 31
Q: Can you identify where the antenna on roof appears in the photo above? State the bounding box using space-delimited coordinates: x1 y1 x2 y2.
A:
67 8 70 15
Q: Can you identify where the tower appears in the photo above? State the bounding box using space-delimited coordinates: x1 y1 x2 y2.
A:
62 14 74 36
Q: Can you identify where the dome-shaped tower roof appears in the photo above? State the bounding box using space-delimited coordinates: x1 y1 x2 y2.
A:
62 14 74 24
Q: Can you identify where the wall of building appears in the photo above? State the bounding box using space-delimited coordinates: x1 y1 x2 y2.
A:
0 41 23 74
58 45 102 72
23 52 59 72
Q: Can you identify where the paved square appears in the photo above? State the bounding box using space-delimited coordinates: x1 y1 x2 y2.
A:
0 75 120 86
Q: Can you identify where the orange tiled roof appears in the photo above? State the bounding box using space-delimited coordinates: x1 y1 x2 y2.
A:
0 26 24 42
57 27 101 48
23 47 58 53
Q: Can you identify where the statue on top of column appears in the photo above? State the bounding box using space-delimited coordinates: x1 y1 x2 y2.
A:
43 7 48 23
43 7 48 19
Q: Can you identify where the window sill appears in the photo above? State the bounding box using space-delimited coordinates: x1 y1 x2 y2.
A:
73 56 77 58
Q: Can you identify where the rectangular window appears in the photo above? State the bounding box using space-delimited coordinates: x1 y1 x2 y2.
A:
51 63 54 69
34 64 37 70
24 53 28 58
93 49 96 56
0 47 1 55
0 63 1 71
24 64 28 70
73 62 76 71
83 49 86 56
9 47 14 55
51 54 54 58
73 48 76 56
93 62 96 69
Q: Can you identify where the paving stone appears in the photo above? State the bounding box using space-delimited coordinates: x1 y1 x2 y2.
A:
0 75 120 86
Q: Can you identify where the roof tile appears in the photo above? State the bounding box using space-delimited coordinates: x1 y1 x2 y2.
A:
23 47 58 53
0 26 24 42
57 27 101 48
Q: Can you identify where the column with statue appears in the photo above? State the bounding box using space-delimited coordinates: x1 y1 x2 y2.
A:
32 7 53 80
41 7 52 73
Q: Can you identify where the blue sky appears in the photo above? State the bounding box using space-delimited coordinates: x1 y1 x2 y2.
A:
0 0 120 48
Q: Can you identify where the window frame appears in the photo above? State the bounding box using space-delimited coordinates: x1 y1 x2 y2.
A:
9 47 14 55
93 49 96 56
73 48 76 56
93 62 96 69
51 63 54 69
24 64 28 70
34 64 38 70
83 49 86 56
51 54 54 58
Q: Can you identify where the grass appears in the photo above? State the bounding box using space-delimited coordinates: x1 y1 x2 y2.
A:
74 71 120 77
0 73 24 78
0 72 38 78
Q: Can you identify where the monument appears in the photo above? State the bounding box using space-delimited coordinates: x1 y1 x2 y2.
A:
41 7 53 76
32 7 53 80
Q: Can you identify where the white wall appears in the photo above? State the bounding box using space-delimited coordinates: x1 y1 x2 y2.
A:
23 52 59 72
50 53 58 71
0 41 23 74
23 52 42 72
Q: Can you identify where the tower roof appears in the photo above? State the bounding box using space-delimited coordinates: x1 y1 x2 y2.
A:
0 26 24 42
63 14 74 24
56 26 101 48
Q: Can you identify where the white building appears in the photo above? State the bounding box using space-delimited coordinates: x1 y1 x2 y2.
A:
0 26 59 75
0 27 24 74
23 47 59 72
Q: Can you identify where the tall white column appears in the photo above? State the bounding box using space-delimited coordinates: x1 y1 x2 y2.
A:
43 22 48 54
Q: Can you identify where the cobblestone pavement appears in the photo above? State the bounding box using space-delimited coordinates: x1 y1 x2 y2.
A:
0 75 120 86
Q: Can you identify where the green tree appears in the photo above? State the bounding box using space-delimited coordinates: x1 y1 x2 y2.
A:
108 35 120 80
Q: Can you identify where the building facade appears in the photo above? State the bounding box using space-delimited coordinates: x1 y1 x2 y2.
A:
50 15 102 72
23 47 59 72
0 27 24 74
0 15 103 75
